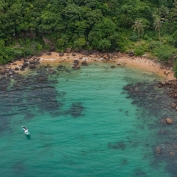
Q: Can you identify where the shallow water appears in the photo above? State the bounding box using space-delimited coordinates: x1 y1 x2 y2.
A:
0 63 176 177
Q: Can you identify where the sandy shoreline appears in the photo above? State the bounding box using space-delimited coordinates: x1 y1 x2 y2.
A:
8 52 176 80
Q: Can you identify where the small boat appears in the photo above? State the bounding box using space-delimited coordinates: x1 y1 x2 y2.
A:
22 126 30 135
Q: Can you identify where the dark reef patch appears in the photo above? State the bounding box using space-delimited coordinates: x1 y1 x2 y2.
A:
108 141 126 150
66 102 85 118
0 65 74 134
123 81 177 177
134 168 147 177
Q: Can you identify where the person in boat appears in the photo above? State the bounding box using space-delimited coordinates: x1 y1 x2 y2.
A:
22 126 27 130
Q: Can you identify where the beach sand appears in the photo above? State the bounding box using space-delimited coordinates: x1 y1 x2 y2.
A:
8 52 176 80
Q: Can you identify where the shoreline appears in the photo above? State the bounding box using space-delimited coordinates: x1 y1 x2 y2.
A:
7 52 176 80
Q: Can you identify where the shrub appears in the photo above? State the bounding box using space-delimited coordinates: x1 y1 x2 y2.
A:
152 45 176 61
134 47 145 56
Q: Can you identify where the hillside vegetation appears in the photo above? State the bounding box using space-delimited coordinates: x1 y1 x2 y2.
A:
1 0 177 74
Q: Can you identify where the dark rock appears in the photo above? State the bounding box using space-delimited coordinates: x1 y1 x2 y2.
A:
72 66 80 70
23 62 28 67
72 53 76 56
50 45 55 52
59 52 64 57
155 146 162 154
111 65 115 68
81 60 88 66
69 102 84 118
57 65 64 71
28 64 36 69
73 60 79 65
15 67 19 71
29 60 35 65
128 51 134 57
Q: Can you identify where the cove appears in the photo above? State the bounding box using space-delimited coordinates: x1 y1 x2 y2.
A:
0 63 175 177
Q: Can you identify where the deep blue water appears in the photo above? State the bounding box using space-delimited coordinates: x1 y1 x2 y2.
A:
0 63 176 177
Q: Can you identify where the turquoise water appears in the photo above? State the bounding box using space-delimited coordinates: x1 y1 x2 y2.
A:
0 63 176 177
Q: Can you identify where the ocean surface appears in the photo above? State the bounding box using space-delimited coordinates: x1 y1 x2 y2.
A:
0 62 177 177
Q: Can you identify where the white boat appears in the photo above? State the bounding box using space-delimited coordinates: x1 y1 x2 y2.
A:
22 126 30 135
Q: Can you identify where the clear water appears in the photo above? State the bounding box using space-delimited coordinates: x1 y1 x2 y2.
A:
0 63 176 177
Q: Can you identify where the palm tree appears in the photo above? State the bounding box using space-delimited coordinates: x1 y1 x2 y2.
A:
153 16 162 41
132 20 144 41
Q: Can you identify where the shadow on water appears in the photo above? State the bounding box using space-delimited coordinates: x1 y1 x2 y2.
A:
26 135 31 140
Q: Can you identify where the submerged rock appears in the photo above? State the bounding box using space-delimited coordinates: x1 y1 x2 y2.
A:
156 146 162 154
81 60 88 66
166 118 173 124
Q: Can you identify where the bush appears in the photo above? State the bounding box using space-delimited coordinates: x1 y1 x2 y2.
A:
74 38 86 49
173 61 177 78
152 45 176 61
134 47 145 56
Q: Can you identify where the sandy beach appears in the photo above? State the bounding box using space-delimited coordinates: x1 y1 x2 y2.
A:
8 52 176 80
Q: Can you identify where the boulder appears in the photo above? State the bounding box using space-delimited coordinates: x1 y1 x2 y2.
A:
23 62 28 67
128 51 134 57
59 52 64 57
57 65 64 71
81 60 88 66
170 151 175 156
28 64 36 69
72 66 80 70
156 146 161 154
73 60 79 66
166 118 173 124
29 60 35 64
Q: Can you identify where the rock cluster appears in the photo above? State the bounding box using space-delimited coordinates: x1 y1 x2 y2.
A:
72 59 80 70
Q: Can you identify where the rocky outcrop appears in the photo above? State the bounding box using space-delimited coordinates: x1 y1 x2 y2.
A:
81 60 88 66
72 60 80 69
28 64 36 69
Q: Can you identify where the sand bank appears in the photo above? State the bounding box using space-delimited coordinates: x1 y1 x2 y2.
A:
8 52 175 80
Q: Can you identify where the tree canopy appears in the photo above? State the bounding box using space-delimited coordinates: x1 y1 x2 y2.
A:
1 0 177 64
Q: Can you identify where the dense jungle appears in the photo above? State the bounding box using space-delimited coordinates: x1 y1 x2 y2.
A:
1 0 177 74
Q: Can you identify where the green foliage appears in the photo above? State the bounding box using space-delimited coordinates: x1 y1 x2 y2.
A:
74 38 86 49
152 44 176 61
173 60 177 77
0 0 177 71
